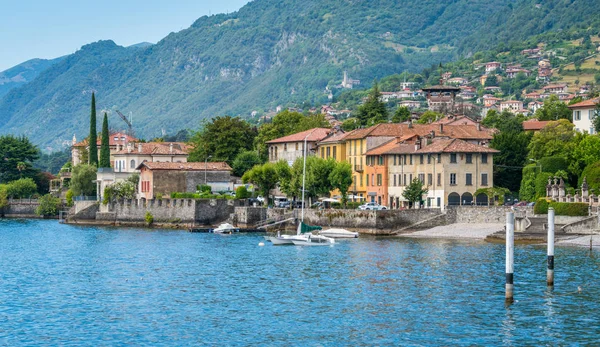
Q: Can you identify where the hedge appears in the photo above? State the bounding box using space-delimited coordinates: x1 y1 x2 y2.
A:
538 156 569 175
549 202 589 216
535 198 589 216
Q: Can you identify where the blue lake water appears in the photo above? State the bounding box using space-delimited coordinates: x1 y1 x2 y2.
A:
1 219 600 346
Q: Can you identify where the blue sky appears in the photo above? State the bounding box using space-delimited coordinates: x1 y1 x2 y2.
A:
0 0 250 71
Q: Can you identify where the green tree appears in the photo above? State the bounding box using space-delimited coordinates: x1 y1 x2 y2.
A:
99 113 110 168
416 111 443 124
189 116 258 165
392 106 411 123
0 135 40 183
235 186 251 199
490 130 532 192
103 180 136 204
341 118 360 131
356 80 388 126
482 109 526 132
6 178 37 198
402 178 428 208
232 150 263 177
579 161 600 193
35 194 61 217
527 119 575 160
88 93 98 166
289 156 335 200
0 185 7 213
593 103 600 134
329 161 353 206
242 163 278 204
70 164 97 197
484 74 498 87
534 94 572 122
274 160 294 198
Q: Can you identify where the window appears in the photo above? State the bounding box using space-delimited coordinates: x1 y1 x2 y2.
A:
420 154 424 164
393 175 397 186
427 155 431 164
284 143 288 151
466 173 472 186
437 173 441 186
321 147 324 158
481 153 488 164
410 155 413 165
450 173 457 185
333 146 337 160
130 160 136 169
393 155 397 166
295 143 298 151
575 111 581 121
141 181 150 192
427 173 433 186
366 173 368 187
404 155 407 165
418 173 425 184
377 174 382 186
354 141 357 155
326 147 331 158
409 174 413 183
466 154 472 164
450 153 457 163
403 174 406 186
360 174 363 187
437 154 441 163
379 156 384 165
372 174 375 186
482 173 488 186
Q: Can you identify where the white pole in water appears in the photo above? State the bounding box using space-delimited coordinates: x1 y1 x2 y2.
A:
301 129 317 224
506 211 515 303
547 207 555 287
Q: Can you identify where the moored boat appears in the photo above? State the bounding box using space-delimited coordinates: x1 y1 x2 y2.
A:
319 228 358 238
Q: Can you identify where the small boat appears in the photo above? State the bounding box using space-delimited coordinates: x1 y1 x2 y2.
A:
319 228 358 238
213 223 236 234
265 231 296 245
291 233 335 246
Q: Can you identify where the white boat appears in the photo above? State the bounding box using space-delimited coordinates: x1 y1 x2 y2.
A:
291 234 335 246
265 231 297 245
319 228 359 238
213 223 236 234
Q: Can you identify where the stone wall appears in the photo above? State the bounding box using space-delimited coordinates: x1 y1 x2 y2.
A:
70 202 99 221
96 198 235 225
2 202 39 218
562 215 600 234
446 206 533 224
234 207 267 227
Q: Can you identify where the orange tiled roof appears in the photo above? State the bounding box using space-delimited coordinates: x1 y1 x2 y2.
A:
266 128 331 144
522 119 551 131
113 142 190 156
415 139 499 154
342 123 494 141
318 131 347 144
137 161 232 171
568 97 599 109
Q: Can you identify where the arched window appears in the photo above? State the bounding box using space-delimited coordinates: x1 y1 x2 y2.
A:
130 159 136 169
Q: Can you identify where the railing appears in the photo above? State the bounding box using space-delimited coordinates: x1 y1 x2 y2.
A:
354 165 363 172
74 196 98 201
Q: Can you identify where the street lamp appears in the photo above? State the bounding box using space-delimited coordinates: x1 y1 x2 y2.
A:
205 155 212 185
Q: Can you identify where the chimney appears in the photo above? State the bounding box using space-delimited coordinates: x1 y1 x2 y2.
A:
439 123 444 133
138 143 142 153
169 143 173 153
408 120 413 129
477 122 481 131
430 130 435 139
127 143 132 153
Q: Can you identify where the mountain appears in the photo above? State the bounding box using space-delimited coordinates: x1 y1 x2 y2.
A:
1 0 600 150
127 42 154 49
0 57 65 99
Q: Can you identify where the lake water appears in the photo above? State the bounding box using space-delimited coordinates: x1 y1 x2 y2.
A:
1 219 599 346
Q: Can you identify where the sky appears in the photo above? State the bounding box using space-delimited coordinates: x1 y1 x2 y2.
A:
0 0 250 71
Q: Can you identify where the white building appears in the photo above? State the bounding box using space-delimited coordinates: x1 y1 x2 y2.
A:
569 98 599 134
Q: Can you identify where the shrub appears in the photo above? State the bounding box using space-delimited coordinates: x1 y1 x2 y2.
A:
197 184 211 194
170 192 200 199
579 161 600 193
65 189 74 207
145 211 154 226
235 186 251 199
6 178 37 198
35 194 61 217
155 193 163 200
549 202 588 216
538 156 569 175
0 185 8 210
103 181 136 205
534 198 549 214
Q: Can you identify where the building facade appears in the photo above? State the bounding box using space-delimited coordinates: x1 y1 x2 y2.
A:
569 97 599 134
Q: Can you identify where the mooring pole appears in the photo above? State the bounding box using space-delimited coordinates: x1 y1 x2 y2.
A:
506 211 514 303
547 207 555 287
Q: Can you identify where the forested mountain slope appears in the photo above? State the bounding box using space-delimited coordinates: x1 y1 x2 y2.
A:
1 0 599 150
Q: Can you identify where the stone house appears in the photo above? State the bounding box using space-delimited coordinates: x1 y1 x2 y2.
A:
137 162 233 199
485 62 501 74
499 100 524 113
112 142 191 173
543 84 567 94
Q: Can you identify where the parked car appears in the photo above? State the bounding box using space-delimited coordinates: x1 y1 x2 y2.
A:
278 201 291 208
514 201 528 207
248 198 263 206
256 196 265 203
311 202 323 209
358 202 387 211
292 201 305 208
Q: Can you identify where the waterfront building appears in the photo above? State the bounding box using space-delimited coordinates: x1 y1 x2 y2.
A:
137 162 232 200
365 135 498 210
112 142 191 173
568 97 599 134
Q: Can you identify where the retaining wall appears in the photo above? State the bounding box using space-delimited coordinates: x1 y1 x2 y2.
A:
562 214 600 234
446 206 533 224
1 202 39 218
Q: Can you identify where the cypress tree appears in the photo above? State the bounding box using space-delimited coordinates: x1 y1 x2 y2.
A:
99 113 111 168
88 93 98 166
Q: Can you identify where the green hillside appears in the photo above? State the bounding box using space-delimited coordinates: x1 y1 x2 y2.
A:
1 0 600 150
0 57 65 99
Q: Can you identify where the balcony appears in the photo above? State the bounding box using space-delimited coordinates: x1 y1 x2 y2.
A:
354 165 364 172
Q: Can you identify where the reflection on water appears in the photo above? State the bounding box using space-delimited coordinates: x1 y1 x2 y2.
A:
1 219 600 345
